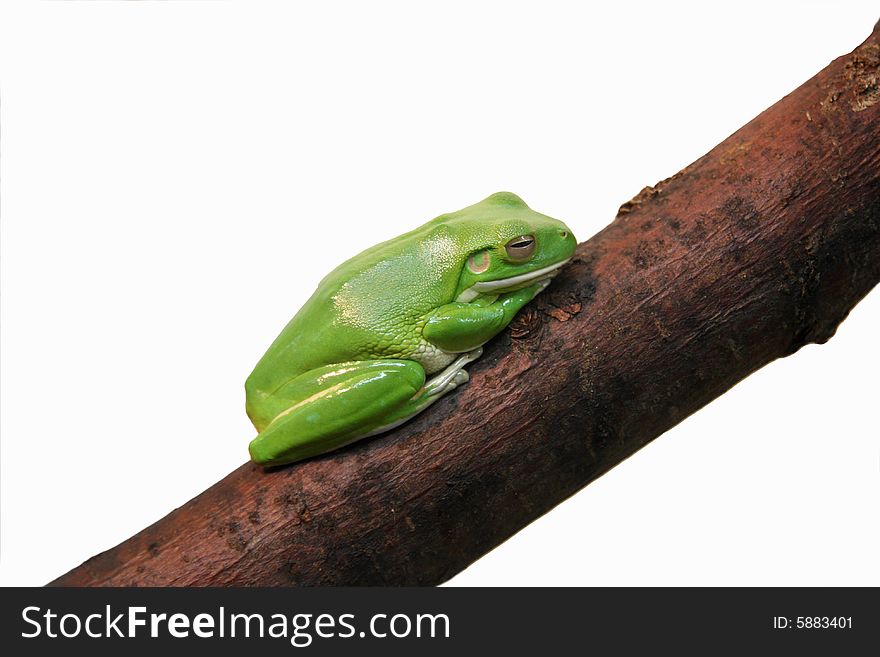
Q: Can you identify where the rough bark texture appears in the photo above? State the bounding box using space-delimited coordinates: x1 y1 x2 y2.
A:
52 25 880 586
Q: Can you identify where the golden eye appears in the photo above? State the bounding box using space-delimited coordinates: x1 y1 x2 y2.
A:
467 250 491 274
504 235 535 262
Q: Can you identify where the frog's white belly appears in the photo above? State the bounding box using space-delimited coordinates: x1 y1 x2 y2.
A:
410 341 459 374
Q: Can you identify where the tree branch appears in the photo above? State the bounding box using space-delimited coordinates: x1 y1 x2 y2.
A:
51 23 880 586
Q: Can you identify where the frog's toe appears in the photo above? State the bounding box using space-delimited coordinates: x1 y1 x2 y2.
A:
534 277 554 294
436 369 469 395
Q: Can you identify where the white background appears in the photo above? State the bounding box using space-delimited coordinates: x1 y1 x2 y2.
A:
1 1 877 587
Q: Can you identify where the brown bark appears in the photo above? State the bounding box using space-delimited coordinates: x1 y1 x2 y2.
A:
51 24 880 586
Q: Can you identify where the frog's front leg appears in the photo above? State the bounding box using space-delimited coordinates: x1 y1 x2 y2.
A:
422 282 543 353
248 359 431 466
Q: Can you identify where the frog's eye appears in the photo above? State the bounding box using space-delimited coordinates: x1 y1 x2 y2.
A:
467 250 491 274
505 235 536 262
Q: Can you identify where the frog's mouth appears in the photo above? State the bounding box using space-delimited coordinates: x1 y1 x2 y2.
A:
456 258 572 303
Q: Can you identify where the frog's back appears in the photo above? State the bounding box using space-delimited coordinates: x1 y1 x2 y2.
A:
246 222 464 396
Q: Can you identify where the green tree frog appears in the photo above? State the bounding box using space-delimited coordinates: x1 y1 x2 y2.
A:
245 192 577 466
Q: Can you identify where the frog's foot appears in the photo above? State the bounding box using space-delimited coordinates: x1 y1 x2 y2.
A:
534 275 554 294
361 347 483 440
423 347 482 396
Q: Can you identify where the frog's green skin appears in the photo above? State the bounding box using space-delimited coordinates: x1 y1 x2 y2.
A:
246 192 577 466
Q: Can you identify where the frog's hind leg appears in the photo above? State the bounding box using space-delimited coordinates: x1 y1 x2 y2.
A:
248 349 484 467
361 346 483 438
248 359 427 466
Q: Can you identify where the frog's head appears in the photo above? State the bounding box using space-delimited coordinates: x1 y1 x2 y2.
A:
444 192 577 302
